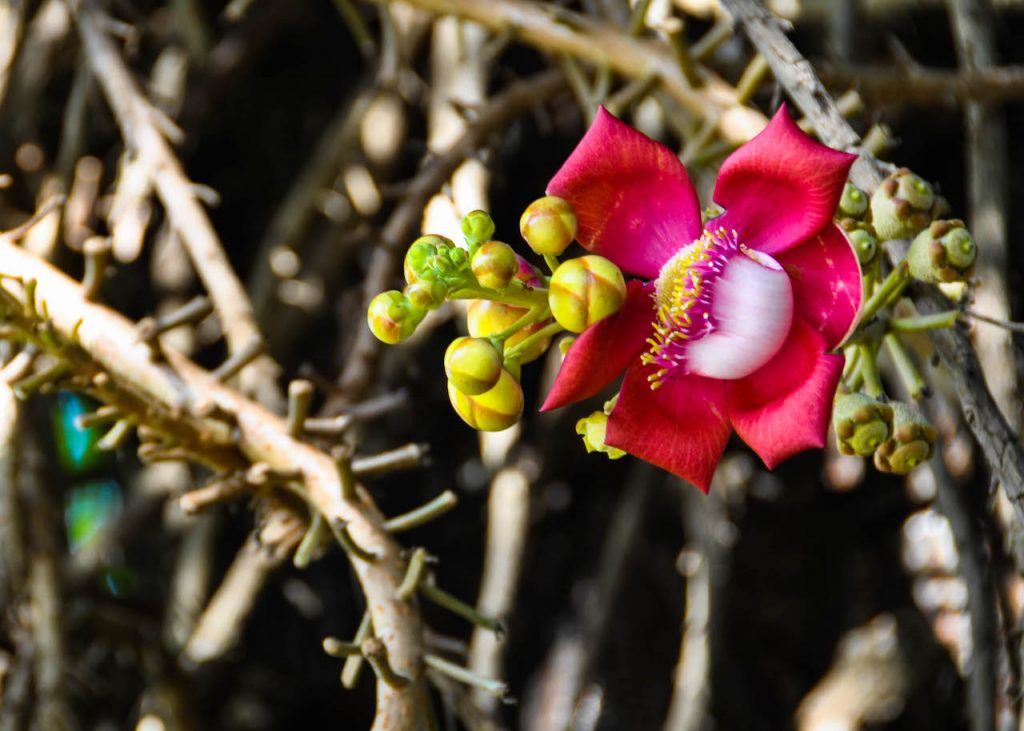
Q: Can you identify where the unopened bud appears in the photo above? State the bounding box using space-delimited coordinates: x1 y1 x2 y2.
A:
907 220 976 284
367 290 424 344
548 255 626 333
461 210 496 248
404 235 452 283
471 241 518 290
444 337 502 396
515 256 545 289
870 169 935 241
847 226 879 266
833 392 893 457
467 300 552 364
520 195 578 256
838 183 869 220
448 369 524 431
576 411 625 459
873 402 936 474
404 280 447 310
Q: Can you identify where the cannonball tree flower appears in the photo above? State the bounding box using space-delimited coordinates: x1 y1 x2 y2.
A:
542 106 863 492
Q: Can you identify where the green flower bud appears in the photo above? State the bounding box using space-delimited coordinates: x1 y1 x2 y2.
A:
404 235 452 283
548 255 626 334
848 227 879 266
558 336 576 358
833 392 893 456
471 241 518 290
447 247 469 269
367 290 425 344
907 220 976 284
461 210 496 248
520 195 578 256
444 337 502 396
870 169 935 241
576 411 626 459
873 402 937 475
838 183 869 219
448 368 524 431
404 279 447 310
467 300 552 364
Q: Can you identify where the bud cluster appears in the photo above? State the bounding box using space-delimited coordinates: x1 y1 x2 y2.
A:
367 197 628 436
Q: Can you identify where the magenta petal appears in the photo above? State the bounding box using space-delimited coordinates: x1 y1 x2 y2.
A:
546 106 702 278
605 365 730 493
711 105 857 256
778 223 862 350
542 281 654 411
726 319 844 469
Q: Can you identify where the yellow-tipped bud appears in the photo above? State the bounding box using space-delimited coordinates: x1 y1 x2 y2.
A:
444 337 502 396
873 402 937 474
404 280 447 310
404 235 453 283
833 392 893 456
367 290 424 344
519 195 578 256
461 210 496 248
471 241 518 290
467 300 552 364
548 255 626 333
907 219 976 284
448 369 524 431
576 411 626 459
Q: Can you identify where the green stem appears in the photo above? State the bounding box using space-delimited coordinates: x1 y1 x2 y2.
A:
504 320 565 363
859 261 910 324
488 304 548 344
889 311 961 333
543 254 560 274
841 344 861 380
859 343 884 399
341 612 373 689
420 583 504 634
383 490 459 533
884 333 927 400
448 284 547 310
424 654 509 699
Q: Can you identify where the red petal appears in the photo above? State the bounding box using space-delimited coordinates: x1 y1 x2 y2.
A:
547 106 702 279
778 224 862 350
605 365 731 493
541 281 654 411
726 319 844 469
711 105 857 256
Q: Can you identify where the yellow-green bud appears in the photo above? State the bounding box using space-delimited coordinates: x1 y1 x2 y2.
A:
404 279 447 310
833 392 893 457
847 226 878 266
404 235 452 283
870 169 935 241
907 219 976 284
448 368 524 431
519 195 578 256
466 300 551 364
548 255 626 334
461 210 496 247
576 411 626 459
471 241 518 290
838 183 869 219
444 337 502 396
873 402 937 475
367 290 425 344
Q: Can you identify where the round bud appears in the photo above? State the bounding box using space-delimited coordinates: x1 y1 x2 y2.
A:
833 392 893 457
367 290 425 344
838 183 868 219
576 411 626 459
404 280 447 310
548 255 627 333
870 170 934 241
404 235 452 283
907 219 976 284
447 247 469 270
461 210 496 248
515 255 545 289
847 227 878 266
519 195 578 256
466 300 552 364
471 241 518 290
448 369 524 431
873 402 937 475
444 337 502 395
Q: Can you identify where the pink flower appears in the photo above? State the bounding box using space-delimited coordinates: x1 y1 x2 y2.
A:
541 106 863 492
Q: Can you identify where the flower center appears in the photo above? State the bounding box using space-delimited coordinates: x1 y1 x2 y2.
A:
643 228 794 388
